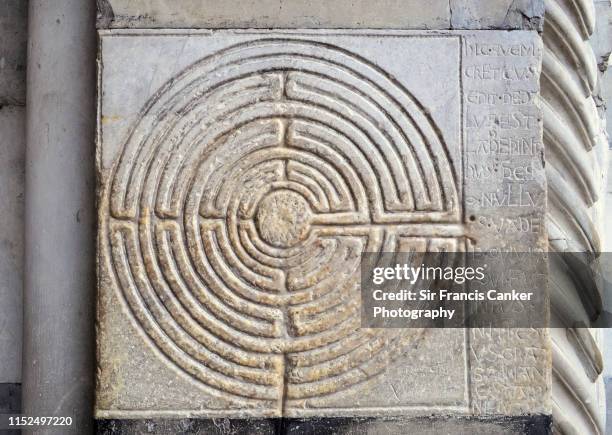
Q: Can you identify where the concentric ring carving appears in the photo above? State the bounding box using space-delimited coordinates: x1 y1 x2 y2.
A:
103 39 462 409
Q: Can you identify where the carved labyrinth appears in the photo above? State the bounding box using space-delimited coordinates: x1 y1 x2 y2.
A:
104 39 463 409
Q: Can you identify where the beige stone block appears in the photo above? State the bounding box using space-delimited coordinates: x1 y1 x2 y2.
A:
99 0 452 29
99 0 545 30
96 29 548 419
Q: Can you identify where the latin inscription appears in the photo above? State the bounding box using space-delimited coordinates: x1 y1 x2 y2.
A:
463 32 548 415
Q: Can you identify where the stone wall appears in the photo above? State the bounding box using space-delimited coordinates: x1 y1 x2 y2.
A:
0 0 26 415
92 3 612 433
0 0 609 434
98 0 545 30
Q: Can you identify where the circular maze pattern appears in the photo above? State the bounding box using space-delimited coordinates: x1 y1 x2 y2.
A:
104 39 461 408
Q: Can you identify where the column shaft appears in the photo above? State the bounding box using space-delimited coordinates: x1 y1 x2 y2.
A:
23 1 96 433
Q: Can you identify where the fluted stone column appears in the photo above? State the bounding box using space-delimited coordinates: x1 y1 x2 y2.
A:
542 0 611 433
23 1 97 433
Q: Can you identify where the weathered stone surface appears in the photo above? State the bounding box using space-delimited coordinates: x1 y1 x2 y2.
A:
98 0 451 29
97 418 278 434
98 0 544 30
0 106 24 384
0 0 27 105
96 415 552 434
282 415 553 434
0 383 21 413
96 29 547 420
0 383 21 435
450 0 544 31
461 30 548 416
